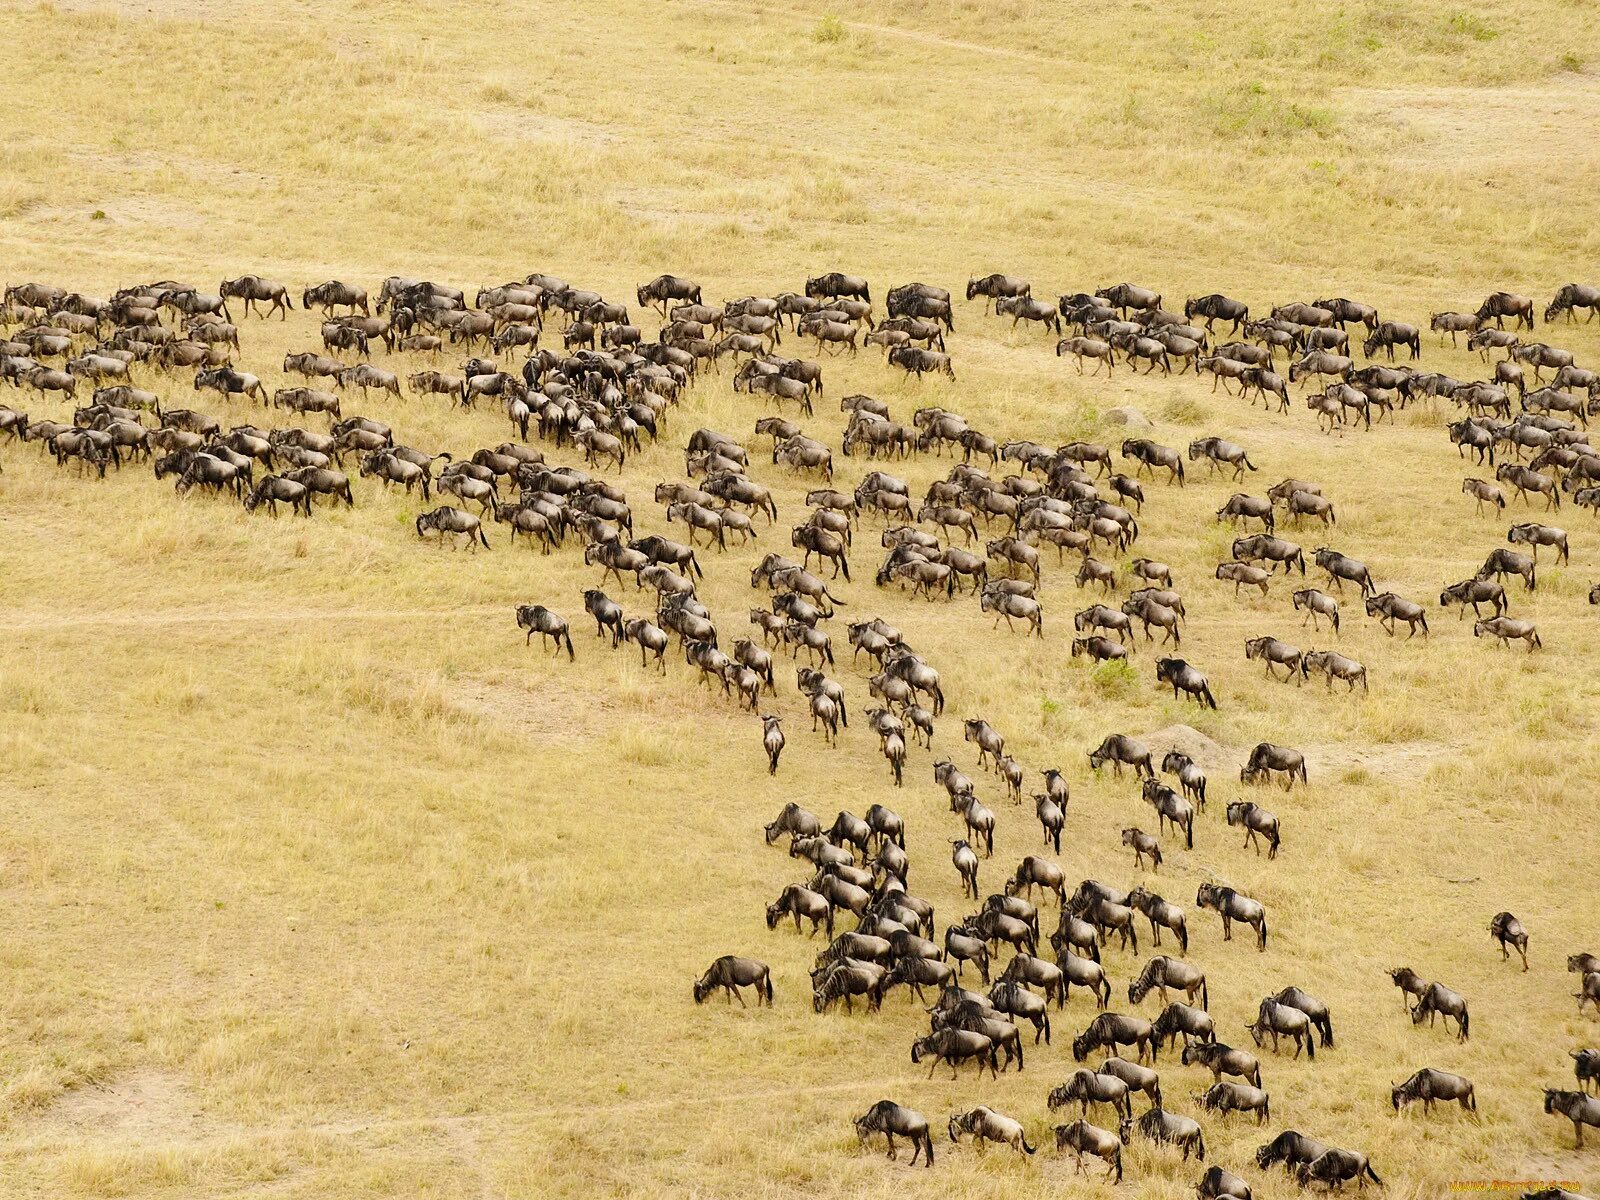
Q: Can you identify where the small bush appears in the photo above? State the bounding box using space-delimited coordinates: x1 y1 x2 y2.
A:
1445 12 1498 41
812 14 846 44
1092 658 1138 699
1559 52 1585 72
1161 394 1208 425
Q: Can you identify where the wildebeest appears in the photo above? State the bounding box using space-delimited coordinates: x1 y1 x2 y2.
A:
1247 997 1315 1058
1197 1165 1253 1200
1365 592 1428 638
1478 291 1535 330
1241 742 1306 789
1196 884 1268 950
1185 294 1249 334
1410 980 1470 1040
1073 1013 1157 1065
1089 734 1154 778
854 1099 933 1167
1227 801 1280 858
1049 1069 1134 1121
948 1106 1034 1156
1196 1082 1269 1126
1297 1148 1384 1190
1255 1129 1329 1176
1156 658 1215 709
1232 534 1305 574
515 605 573 660
220 275 292 319
911 1027 999 1079
1544 1089 1600 1149
693 955 772 1006
1474 615 1542 651
1134 1107 1206 1162
1054 1117 1129 1182
1478 546 1537 592
416 505 488 549
1392 1068 1476 1115
1488 911 1530 971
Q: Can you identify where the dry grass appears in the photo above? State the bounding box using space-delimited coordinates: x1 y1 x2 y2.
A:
2 0 1600 1196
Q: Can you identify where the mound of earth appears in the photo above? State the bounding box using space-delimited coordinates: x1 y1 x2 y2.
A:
1103 406 1152 427
1141 724 1230 769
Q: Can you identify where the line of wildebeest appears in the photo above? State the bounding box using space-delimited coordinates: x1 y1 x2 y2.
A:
2 269 1598 1191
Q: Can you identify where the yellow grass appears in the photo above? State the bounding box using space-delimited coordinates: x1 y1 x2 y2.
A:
2 0 1600 1196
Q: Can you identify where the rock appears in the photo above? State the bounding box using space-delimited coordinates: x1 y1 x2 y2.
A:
1104 406 1152 428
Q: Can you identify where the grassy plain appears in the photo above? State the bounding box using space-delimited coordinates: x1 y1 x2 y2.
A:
2 0 1600 1196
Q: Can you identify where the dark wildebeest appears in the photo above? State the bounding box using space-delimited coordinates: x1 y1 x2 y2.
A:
1544 1089 1600 1149
692 956 772 1006
1392 1068 1476 1115
1196 883 1268 949
1477 291 1535 330
1088 734 1154 778
1488 911 1530 971
1240 742 1306 789
1411 981 1470 1041
1185 294 1249 334
854 1099 934 1167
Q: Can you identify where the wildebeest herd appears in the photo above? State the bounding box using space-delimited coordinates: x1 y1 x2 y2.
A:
3 268 1598 1191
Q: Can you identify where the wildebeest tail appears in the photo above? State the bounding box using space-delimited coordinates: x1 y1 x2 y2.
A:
1363 1163 1383 1186
563 630 575 662
1021 1135 1036 1155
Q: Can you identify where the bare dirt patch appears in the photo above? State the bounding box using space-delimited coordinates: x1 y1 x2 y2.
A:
31 1069 210 1145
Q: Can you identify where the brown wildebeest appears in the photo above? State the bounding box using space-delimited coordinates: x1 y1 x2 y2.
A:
1507 521 1568 563
1241 742 1306 789
948 1106 1035 1155
1544 1089 1600 1149
1474 615 1541 651
303 280 368 315
1312 547 1374 594
693 955 772 1006
1156 658 1214 709
1134 1107 1206 1162
1227 801 1280 858
967 273 1030 311
1497 463 1561 510
1462 477 1506 514
1186 293 1249 333
1217 493 1275 530
1088 734 1153 778
1410 981 1470 1040
1056 336 1116 375
854 1099 934 1167
220 274 292 318
1216 561 1271 597
416 505 487 549
1477 291 1535 330
1197 884 1268 950
1488 911 1529 971
1300 649 1367 692
1546 283 1600 323
1440 577 1507 618
1233 534 1305 574
1478 547 1537 590
1365 592 1428 637
1362 321 1420 360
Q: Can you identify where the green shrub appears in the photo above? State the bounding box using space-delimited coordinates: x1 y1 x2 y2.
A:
813 14 846 44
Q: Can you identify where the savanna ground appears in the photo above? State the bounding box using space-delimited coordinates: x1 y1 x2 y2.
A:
3 0 1600 1196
